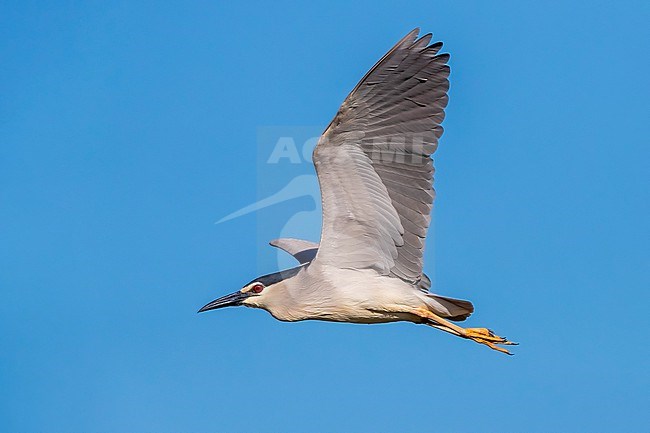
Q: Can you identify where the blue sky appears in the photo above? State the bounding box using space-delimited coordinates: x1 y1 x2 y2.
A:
1 1 648 432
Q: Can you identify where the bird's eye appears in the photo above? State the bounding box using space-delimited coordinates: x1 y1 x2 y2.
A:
251 283 264 294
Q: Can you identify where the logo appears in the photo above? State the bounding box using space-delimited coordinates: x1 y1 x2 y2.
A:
217 127 322 271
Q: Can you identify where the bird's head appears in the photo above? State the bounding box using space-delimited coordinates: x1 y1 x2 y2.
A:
197 266 303 313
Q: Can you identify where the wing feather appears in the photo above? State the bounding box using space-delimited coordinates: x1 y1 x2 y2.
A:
269 238 319 264
312 29 450 283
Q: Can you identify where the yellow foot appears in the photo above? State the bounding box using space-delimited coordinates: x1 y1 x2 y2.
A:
463 327 518 355
412 308 518 355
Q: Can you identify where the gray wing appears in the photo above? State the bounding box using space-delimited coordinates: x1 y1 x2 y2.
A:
272 237 434 290
269 238 319 264
312 28 449 283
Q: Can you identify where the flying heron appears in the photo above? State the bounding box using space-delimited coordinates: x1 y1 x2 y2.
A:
199 28 517 355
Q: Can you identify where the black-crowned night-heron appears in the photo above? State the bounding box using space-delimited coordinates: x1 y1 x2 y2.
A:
199 29 516 355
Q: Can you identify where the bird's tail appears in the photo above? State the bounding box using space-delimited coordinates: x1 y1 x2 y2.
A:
425 294 474 322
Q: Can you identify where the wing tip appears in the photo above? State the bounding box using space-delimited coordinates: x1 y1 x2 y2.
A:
399 28 421 47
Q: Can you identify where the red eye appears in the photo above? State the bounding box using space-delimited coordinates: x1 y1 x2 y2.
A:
251 283 264 293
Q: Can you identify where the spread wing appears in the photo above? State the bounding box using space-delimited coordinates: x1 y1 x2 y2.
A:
311 28 450 283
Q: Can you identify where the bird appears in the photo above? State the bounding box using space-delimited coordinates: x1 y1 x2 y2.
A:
199 28 517 355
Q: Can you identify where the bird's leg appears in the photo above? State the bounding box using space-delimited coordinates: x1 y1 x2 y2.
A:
413 308 517 355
